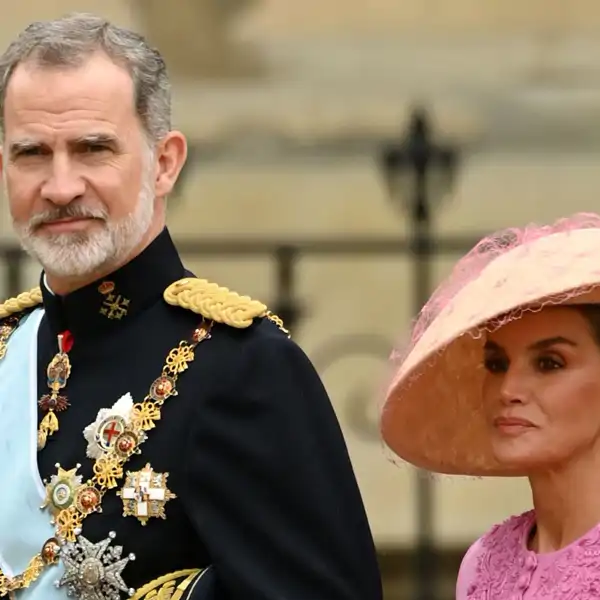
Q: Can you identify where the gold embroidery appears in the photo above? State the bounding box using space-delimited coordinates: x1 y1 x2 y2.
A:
99 282 130 320
131 568 201 600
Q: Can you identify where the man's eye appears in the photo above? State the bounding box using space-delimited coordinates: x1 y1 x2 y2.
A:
84 144 109 153
17 147 44 157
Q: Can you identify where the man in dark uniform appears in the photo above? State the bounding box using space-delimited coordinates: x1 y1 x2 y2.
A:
0 13 382 600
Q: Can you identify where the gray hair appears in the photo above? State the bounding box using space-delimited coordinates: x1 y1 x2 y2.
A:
0 13 171 141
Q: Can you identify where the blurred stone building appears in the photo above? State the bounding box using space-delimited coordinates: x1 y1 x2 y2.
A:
2 1 600 597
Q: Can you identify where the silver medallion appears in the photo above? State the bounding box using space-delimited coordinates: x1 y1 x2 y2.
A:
57 532 135 600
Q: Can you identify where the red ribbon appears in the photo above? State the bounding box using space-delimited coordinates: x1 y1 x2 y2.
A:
60 330 74 353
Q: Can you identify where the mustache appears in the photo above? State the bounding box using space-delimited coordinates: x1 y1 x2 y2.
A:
28 204 108 229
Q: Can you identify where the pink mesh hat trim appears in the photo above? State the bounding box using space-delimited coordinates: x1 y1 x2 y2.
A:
380 213 600 476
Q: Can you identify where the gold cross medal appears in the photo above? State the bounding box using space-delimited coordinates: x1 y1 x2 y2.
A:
83 393 145 460
117 464 176 526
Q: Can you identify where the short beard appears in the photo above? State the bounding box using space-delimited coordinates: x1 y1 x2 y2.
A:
11 150 156 279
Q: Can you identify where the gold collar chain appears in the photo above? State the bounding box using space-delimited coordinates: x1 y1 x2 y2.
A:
0 319 213 597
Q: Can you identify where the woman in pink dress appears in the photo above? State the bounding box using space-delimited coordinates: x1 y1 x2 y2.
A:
381 213 600 599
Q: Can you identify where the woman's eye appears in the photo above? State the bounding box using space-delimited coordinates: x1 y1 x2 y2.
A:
536 356 563 372
484 357 507 373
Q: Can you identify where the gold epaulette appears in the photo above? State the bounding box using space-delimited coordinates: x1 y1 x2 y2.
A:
132 567 208 599
164 277 289 335
0 287 42 319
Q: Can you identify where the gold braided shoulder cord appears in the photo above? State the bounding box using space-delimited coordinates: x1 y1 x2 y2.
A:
164 277 289 335
0 288 43 360
0 287 42 319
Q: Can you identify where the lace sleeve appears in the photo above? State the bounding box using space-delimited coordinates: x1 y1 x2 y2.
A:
456 538 485 599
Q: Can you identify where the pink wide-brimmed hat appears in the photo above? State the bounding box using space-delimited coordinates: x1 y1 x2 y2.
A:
381 213 600 477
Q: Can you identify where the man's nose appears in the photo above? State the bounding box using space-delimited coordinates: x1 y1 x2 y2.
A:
40 155 86 205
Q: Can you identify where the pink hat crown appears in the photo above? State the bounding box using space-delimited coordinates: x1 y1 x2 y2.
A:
394 212 600 366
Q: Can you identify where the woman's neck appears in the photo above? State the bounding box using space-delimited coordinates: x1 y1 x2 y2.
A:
529 450 600 553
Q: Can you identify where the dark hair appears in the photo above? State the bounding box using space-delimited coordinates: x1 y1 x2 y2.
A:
572 304 600 346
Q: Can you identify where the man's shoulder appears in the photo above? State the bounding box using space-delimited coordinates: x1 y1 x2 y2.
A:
0 287 44 349
0 287 43 321
164 276 289 338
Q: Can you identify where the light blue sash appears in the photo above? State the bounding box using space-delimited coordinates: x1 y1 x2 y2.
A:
0 308 67 599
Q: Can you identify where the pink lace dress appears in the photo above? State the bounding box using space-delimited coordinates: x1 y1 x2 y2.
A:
456 510 600 599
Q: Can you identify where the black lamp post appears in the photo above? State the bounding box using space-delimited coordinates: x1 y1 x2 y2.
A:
379 106 459 600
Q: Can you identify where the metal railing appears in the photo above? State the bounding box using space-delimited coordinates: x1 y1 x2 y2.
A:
0 232 485 320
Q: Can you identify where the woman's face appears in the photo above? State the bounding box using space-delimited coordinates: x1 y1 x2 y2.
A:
482 306 600 472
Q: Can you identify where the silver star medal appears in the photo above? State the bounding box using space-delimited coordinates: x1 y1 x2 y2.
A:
83 393 136 459
58 532 136 600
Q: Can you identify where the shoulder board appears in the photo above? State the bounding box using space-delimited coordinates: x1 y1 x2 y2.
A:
0 287 42 320
163 277 289 334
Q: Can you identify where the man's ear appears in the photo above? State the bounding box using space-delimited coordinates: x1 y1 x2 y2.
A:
154 131 187 199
